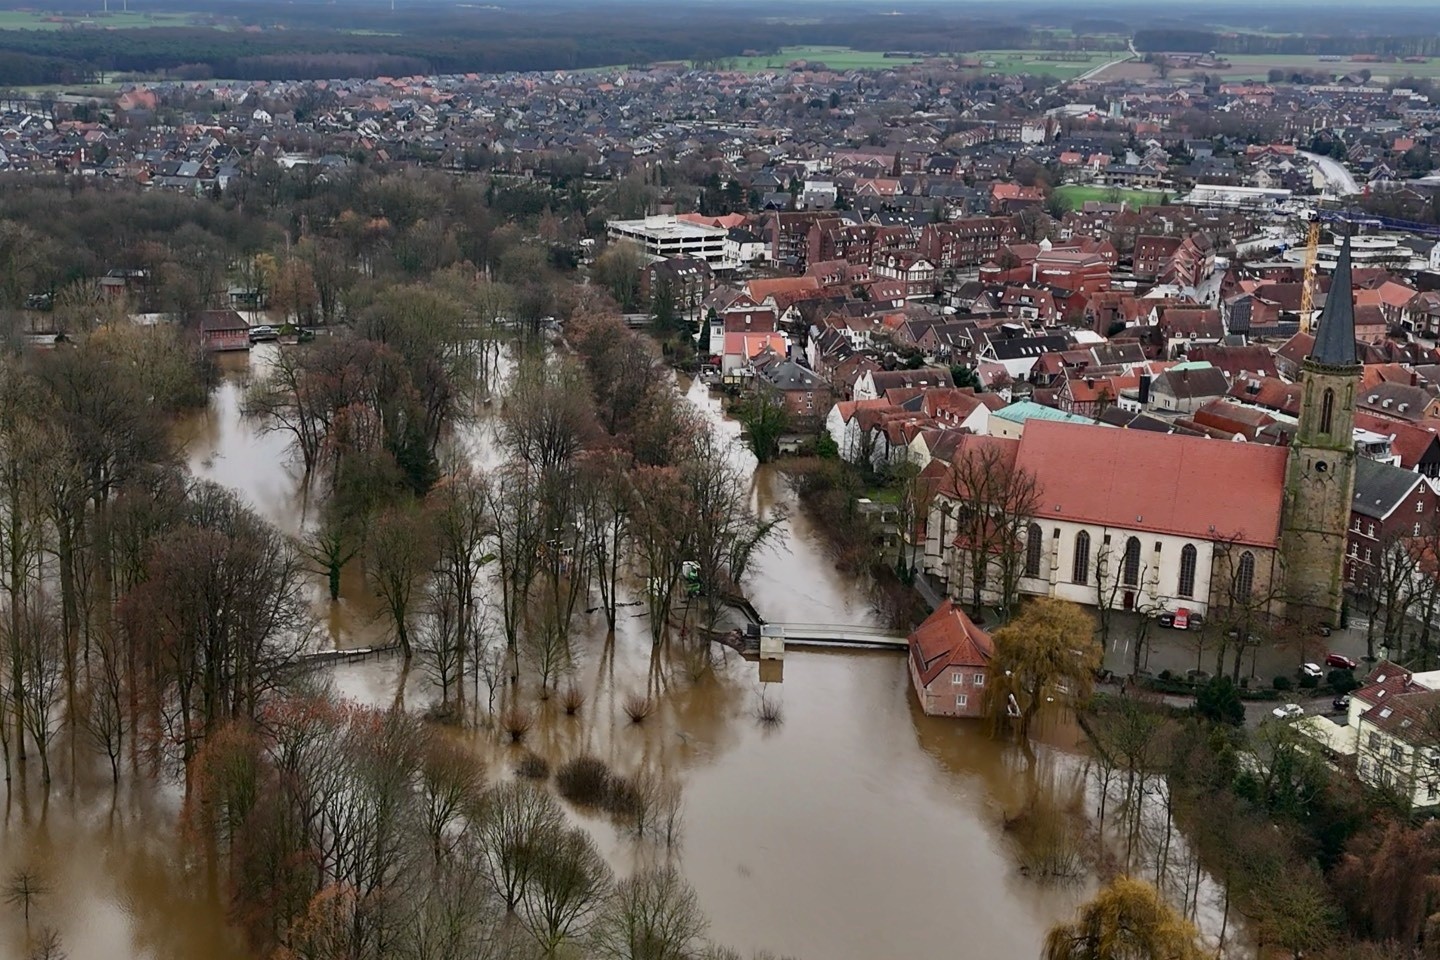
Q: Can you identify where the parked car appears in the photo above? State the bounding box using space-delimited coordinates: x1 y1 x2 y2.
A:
1332 694 1352 712
1158 608 1201 630
1324 653 1358 670
1300 662 1324 679
1272 703 1305 720
248 324 278 343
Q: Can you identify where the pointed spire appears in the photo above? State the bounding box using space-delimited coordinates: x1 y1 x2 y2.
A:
1311 231 1357 367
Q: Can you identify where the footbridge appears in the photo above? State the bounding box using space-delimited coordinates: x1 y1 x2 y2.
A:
761 622 908 649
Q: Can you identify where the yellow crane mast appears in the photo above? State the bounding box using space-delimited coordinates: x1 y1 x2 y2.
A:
1299 215 1321 334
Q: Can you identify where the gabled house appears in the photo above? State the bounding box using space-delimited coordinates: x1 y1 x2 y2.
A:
198 309 250 352
907 600 994 719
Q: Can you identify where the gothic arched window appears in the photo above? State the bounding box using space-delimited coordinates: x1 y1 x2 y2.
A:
1178 544 1197 598
1072 531 1091 584
1123 536 1141 587
1025 524 1043 578
1236 551 1256 599
1320 387 1335 435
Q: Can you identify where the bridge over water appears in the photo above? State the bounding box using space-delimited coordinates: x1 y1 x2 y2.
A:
757 622 908 650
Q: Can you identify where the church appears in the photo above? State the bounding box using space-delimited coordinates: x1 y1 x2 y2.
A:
922 235 1360 627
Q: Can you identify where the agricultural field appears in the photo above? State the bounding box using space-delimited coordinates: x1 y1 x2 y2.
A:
0 9 200 30
1097 52 1440 82
715 46 1121 78
958 49 1121 79
723 45 924 72
1053 184 1170 209
1213 53 1440 81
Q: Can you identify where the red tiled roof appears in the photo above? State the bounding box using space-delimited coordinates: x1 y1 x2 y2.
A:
1013 419 1287 547
908 600 994 686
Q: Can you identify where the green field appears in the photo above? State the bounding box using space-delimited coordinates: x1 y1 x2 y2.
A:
724 45 924 72
1054 185 1170 209
0 9 199 30
961 49 1119 79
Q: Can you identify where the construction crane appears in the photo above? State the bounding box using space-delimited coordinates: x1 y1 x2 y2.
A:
1298 214 1322 333
1293 208 1436 333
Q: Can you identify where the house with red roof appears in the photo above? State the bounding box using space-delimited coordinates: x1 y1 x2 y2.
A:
1300 661 1440 809
721 331 787 375
907 601 994 718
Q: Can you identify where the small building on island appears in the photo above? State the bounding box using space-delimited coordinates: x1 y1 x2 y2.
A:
907 600 993 719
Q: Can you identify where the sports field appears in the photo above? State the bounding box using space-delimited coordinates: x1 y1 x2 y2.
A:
1053 185 1169 209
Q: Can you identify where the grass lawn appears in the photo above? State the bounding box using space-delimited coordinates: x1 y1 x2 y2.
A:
0 10 197 30
1054 184 1170 209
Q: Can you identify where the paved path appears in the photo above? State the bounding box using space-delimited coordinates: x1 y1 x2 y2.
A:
1298 150 1362 196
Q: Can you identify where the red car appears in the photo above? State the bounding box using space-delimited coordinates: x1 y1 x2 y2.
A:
1324 653 1358 670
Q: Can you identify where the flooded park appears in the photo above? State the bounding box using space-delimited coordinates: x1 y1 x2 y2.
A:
0 344 1122 960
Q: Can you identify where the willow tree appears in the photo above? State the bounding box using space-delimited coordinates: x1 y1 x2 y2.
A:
1043 876 1206 960
986 597 1100 744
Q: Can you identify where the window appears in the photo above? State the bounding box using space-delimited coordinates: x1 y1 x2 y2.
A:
1025 524 1043 578
1417 523 1423 537
952 672 964 685
1072 531 1090 583
974 673 986 686
1178 544 1197 598
1419 500 1426 514
1359 759 1372 778
1368 732 1382 751
1320 387 1335 435
1429 781 1438 800
1123 536 1142 587
1369 522 1376 537
1235 551 1255 599
955 694 969 710
1392 745 1405 764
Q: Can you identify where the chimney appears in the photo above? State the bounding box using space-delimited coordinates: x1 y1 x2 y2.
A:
1138 374 1152 405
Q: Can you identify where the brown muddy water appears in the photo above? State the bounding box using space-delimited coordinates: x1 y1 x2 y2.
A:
1 346 1121 960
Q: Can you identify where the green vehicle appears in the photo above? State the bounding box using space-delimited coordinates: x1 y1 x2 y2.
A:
682 561 702 597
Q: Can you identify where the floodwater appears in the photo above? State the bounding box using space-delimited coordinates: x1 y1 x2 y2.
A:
0 346 1111 960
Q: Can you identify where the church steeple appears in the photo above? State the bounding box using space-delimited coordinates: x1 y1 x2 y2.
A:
1311 232 1358 368
1281 228 1361 626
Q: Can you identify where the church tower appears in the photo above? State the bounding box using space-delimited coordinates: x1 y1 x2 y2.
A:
1282 232 1361 625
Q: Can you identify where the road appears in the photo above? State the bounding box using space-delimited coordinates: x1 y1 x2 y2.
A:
1076 46 1135 83
1299 150 1362 197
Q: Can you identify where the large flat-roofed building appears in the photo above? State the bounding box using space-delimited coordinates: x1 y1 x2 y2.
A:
606 215 732 269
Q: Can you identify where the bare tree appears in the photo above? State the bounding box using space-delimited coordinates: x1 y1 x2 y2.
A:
943 441 1040 617
474 782 567 913
578 451 633 634
366 505 438 661
591 867 707 960
431 470 492 716
3 868 48 929
518 825 612 955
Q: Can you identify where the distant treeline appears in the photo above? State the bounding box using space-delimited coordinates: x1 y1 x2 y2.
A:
1136 29 1440 59
0 6 1057 85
